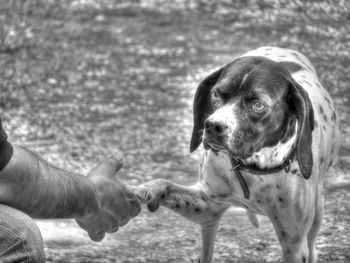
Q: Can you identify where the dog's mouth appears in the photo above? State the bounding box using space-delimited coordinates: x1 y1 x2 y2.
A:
203 138 253 164
203 139 225 153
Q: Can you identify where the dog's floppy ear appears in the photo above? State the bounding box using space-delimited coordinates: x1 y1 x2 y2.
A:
289 79 314 179
190 67 224 153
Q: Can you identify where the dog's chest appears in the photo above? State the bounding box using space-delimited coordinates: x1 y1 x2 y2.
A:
200 151 302 215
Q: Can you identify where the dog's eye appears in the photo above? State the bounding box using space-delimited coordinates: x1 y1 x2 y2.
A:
252 101 266 112
211 91 222 108
212 90 220 100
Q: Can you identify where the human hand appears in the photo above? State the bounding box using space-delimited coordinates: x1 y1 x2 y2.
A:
76 158 141 242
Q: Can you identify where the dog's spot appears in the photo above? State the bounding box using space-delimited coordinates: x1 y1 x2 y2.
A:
260 184 272 192
278 196 284 203
210 195 216 199
218 193 228 198
281 230 288 239
320 157 324 164
175 203 181 209
286 249 291 255
276 184 281 190
292 235 300 244
273 215 278 220
195 207 202 213
302 255 306 263
160 194 166 199
328 161 333 168
185 201 190 206
291 169 298 174
331 112 337 122
302 79 311 86
305 64 314 72
319 105 324 114
323 114 328 122
291 52 304 62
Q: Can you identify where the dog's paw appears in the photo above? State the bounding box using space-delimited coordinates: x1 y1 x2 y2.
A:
130 179 169 212
129 185 153 204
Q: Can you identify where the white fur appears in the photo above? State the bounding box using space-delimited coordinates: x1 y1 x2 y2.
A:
243 123 298 169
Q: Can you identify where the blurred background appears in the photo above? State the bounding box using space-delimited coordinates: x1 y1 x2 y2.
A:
0 0 349 262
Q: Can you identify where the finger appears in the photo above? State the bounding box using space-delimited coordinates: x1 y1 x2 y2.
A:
106 225 119 234
88 231 105 242
107 213 121 234
129 198 141 217
88 158 124 179
119 217 130 227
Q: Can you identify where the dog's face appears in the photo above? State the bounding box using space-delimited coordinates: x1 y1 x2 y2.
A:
190 57 314 179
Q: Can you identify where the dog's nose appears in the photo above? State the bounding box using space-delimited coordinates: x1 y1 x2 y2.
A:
204 119 228 136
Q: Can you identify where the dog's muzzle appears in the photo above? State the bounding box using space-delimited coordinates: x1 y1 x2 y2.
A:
203 118 229 152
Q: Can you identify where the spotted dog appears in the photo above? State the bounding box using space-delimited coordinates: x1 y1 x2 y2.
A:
134 47 341 263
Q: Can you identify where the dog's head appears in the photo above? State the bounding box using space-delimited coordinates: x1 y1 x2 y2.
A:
190 57 314 179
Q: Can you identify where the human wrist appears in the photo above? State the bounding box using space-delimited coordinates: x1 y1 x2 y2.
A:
0 140 13 172
76 178 100 220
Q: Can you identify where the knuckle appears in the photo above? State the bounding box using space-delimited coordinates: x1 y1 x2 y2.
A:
131 204 141 217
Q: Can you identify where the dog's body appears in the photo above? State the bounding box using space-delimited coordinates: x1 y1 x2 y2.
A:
135 47 341 263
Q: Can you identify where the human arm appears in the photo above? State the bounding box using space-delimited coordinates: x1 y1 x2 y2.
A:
0 145 141 240
0 120 140 240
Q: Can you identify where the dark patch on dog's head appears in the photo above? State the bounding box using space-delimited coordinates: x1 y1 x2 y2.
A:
190 56 296 154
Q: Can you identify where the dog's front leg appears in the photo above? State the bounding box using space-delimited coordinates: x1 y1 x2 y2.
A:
132 179 229 225
131 179 229 263
198 222 221 263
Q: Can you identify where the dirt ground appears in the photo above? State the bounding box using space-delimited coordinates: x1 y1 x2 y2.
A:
1 0 350 262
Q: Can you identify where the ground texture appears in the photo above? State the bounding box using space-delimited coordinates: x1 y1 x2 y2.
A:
0 0 350 262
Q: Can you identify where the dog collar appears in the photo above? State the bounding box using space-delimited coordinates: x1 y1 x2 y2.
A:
229 149 296 199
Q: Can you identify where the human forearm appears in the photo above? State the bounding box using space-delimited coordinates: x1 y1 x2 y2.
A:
0 145 98 219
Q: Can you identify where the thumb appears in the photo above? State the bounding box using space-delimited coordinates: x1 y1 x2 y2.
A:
88 158 124 180
88 231 105 242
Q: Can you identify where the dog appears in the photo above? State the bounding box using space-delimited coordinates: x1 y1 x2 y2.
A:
133 47 342 263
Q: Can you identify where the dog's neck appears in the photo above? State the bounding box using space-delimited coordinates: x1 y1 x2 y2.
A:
243 123 298 170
